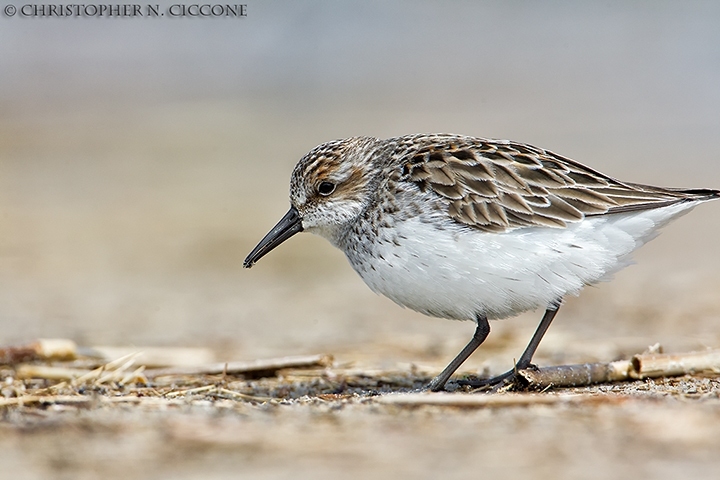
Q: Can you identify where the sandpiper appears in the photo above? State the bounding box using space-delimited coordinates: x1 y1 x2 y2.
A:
244 134 719 391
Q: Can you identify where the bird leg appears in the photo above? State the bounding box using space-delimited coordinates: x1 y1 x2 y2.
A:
458 305 560 389
427 314 490 392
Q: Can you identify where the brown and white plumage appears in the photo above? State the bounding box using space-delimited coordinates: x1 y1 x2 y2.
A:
245 133 719 391
391 134 718 232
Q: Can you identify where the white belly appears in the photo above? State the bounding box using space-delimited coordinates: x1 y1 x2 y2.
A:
344 202 699 321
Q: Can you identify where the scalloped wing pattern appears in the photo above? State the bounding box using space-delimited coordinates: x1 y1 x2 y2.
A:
400 139 695 233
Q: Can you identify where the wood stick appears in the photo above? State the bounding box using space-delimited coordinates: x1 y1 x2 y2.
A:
517 360 631 389
145 354 333 378
631 349 720 379
0 339 78 364
517 349 720 389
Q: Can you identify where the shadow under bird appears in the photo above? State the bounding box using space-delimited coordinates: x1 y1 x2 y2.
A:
244 134 719 391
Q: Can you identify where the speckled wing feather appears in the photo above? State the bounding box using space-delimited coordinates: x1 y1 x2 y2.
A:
400 136 717 233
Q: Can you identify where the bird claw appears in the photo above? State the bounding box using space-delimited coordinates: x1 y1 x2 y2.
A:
455 364 539 392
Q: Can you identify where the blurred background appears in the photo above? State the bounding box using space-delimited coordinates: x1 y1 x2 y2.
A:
1 1 720 371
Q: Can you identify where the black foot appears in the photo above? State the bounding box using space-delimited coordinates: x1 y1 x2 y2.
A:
422 379 461 393
457 365 538 392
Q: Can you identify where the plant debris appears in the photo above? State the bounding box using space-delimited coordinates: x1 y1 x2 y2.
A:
1 339 720 415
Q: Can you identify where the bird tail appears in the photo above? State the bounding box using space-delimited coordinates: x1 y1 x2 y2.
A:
670 188 720 201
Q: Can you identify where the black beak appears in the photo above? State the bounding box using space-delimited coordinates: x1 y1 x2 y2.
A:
243 206 304 268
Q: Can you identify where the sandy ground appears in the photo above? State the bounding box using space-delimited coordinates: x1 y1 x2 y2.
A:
3 3 720 478
2 378 720 480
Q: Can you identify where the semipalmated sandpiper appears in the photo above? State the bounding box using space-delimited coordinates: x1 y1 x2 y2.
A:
244 134 719 391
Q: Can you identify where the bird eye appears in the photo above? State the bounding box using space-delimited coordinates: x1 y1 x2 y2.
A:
318 181 336 196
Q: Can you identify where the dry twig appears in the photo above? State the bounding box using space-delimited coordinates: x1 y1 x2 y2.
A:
631 349 720 378
517 348 720 389
16 352 147 385
0 339 78 364
517 361 631 389
145 354 333 379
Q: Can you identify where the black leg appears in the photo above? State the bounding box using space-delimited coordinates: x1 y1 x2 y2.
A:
514 305 560 369
427 315 490 392
460 304 561 388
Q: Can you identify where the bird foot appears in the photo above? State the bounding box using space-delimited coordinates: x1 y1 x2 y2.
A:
456 364 539 392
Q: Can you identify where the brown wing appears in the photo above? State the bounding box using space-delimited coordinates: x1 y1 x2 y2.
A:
401 138 710 233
